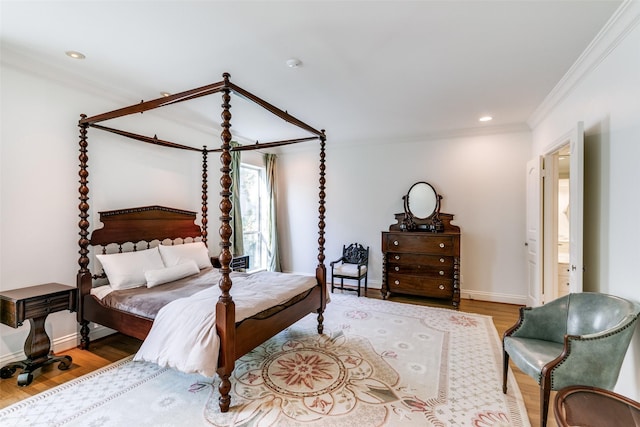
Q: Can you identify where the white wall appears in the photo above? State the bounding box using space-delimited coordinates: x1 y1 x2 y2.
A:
1 51 532 337
277 129 531 304
0 57 218 360
530 1 640 399
3 3 636 399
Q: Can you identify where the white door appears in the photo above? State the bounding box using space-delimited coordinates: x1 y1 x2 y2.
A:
569 122 584 293
526 156 543 306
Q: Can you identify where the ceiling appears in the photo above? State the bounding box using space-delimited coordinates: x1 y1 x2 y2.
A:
1 1 623 146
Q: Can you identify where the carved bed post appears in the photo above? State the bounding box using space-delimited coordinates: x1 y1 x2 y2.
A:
316 131 327 334
77 115 92 349
216 72 235 413
201 147 208 246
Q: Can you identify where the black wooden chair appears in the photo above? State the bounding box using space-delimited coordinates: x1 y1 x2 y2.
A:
330 243 369 297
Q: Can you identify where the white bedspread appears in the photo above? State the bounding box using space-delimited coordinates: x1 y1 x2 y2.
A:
133 270 318 377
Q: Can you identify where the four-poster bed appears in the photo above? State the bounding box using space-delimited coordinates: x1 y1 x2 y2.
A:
76 73 327 412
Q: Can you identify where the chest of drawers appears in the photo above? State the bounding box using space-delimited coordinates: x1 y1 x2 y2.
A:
382 223 460 308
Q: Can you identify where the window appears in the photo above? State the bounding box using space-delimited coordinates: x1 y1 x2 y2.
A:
239 163 268 271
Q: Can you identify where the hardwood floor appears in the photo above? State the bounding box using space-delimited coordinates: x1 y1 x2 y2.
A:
0 289 555 426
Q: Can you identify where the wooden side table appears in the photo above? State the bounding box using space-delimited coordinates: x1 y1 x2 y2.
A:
554 385 640 427
0 283 76 386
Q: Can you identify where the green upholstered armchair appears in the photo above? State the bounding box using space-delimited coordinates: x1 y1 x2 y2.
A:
502 292 640 427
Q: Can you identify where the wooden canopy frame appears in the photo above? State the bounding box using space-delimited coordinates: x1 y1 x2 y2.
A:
76 73 327 412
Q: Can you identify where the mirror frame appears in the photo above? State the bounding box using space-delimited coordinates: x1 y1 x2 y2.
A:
401 181 443 232
405 181 439 219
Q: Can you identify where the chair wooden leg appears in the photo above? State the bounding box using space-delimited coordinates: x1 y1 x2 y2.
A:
331 273 335 293
502 351 509 394
540 380 551 427
356 278 361 297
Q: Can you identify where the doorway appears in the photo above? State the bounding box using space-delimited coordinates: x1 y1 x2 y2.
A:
527 122 583 306
544 145 571 301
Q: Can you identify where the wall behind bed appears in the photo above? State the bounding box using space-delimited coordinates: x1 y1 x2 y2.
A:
0 45 530 362
0 49 221 362
277 129 531 305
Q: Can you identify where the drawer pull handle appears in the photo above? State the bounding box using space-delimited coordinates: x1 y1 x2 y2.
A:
439 270 445 276
394 267 399 271
439 243 445 248
439 284 445 290
394 280 400 285
394 255 400 260
440 258 445 263
393 240 399 246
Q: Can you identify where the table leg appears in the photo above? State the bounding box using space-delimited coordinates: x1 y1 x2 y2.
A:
0 316 72 386
24 316 51 361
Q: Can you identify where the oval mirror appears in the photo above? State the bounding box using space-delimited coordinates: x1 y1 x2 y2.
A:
407 182 438 219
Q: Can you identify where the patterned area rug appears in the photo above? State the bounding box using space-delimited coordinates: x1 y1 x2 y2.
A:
0 294 529 426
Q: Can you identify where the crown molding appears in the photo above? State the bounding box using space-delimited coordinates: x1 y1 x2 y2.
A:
1 45 136 109
321 122 531 153
527 0 640 129
1 46 227 144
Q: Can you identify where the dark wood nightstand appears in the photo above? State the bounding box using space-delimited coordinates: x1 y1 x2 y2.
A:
0 283 76 386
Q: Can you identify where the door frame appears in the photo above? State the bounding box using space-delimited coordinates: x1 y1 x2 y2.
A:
540 122 584 301
526 156 543 307
543 149 560 302
568 122 584 294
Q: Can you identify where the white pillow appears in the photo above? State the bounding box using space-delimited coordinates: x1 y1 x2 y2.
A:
144 260 200 288
96 247 164 290
158 242 211 269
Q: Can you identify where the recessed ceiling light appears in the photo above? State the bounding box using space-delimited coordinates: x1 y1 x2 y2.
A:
286 58 302 68
160 92 171 97
479 116 493 122
65 51 86 60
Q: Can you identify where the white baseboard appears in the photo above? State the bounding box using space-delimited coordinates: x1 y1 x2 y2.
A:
328 281 527 305
51 332 79 353
325 280 383 290
0 324 117 366
459 289 528 306
87 324 118 341
0 331 78 367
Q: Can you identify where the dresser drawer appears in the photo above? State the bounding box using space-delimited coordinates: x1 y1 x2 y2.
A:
383 233 457 255
387 261 453 277
387 273 453 299
23 293 73 320
387 253 454 267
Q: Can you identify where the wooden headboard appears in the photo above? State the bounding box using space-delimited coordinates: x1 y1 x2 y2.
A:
89 205 203 247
